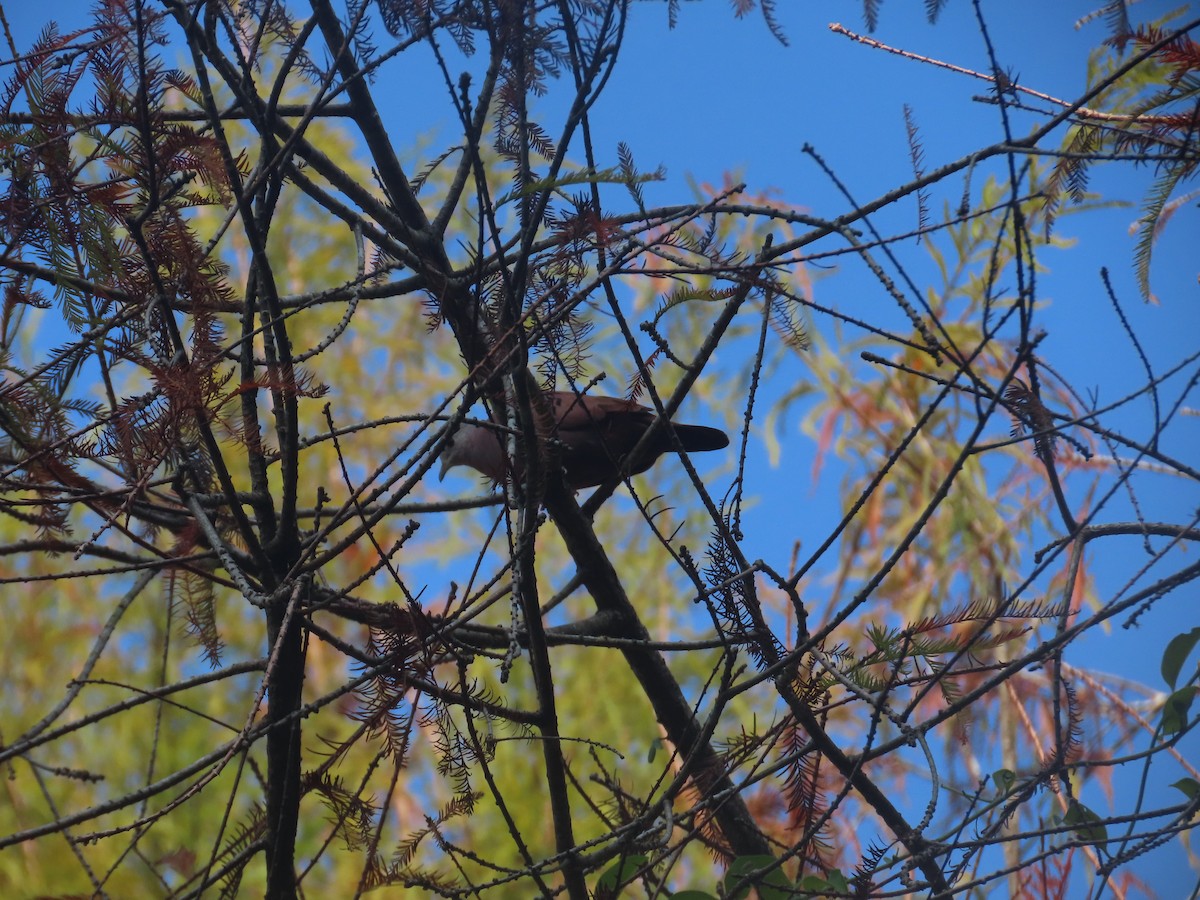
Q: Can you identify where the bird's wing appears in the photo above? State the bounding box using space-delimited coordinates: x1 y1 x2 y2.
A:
549 391 646 429
547 391 654 485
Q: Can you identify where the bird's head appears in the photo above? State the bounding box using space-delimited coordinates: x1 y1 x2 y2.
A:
437 425 472 481
438 423 506 483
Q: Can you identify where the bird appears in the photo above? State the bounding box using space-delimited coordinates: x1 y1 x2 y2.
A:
438 391 729 489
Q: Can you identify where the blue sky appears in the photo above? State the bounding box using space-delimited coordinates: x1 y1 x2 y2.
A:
621 8 1197 893
5 0 1197 894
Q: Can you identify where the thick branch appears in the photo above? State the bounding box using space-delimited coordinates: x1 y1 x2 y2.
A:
542 485 773 859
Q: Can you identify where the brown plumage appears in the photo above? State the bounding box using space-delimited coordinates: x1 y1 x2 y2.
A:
438 391 729 489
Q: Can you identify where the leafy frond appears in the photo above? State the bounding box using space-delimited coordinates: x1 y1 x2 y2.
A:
652 285 738 323
353 627 422 760
1005 379 1058 459
906 597 1066 634
412 145 463 195
767 288 810 353
862 0 882 33
780 722 834 870
757 0 788 47
851 838 891 895
925 0 951 24
1131 159 1187 302
214 802 268 897
171 557 223 665
903 104 930 237
495 165 637 206
1103 2 1134 48
1060 676 1086 765
703 519 785 667
421 696 483 797
306 771 380 852
617 141 647 214
1042 124 1100 233
359 792 475 890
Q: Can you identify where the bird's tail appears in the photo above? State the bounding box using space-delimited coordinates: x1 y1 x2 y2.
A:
671 423 730 452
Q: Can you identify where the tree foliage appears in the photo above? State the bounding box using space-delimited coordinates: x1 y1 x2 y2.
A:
0 1 1196 897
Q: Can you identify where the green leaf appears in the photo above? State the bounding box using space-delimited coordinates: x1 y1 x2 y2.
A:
825 869 850 892
1063 799 1108 845
993 768 1016 796
723 855 792 900
798 873 832 891
794 869 850 895
647 738 660 763
596 854 649 898
1161 687 1196 735
670 893 719 900
1171 778 1199 801
1161 627 1200 688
